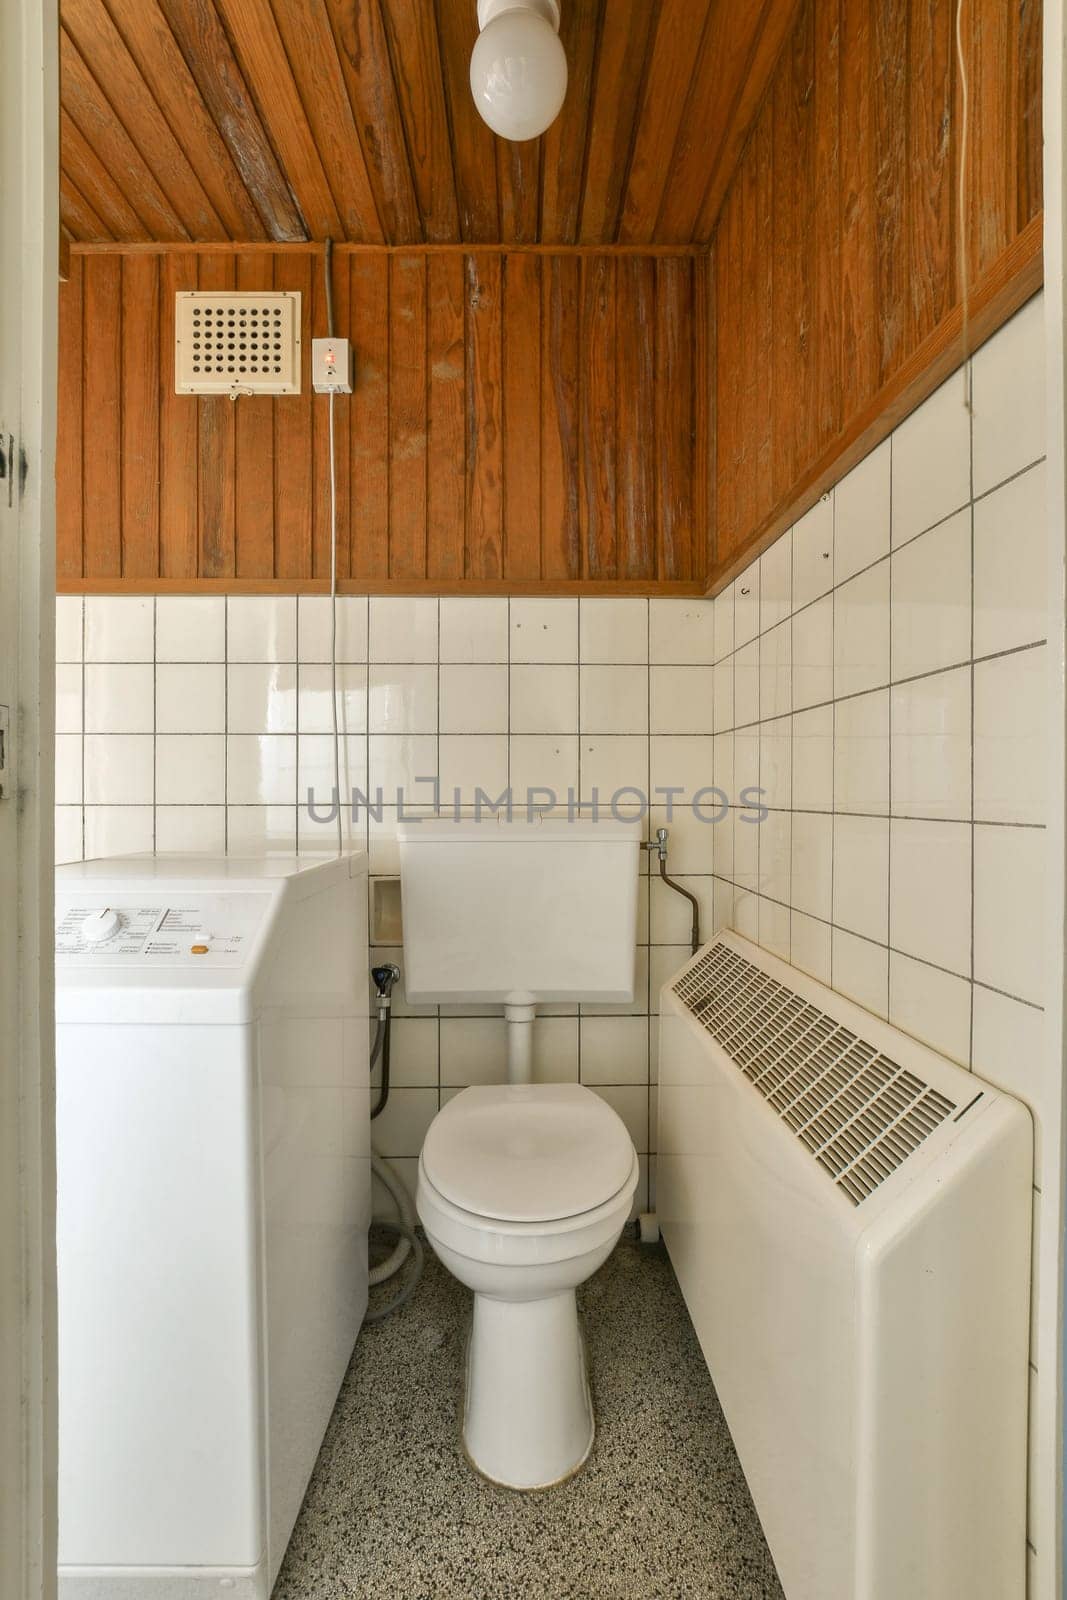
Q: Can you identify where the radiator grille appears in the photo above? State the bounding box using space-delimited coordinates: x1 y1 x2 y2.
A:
672 943 956 1205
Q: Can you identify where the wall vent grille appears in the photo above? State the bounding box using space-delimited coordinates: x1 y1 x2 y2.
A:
174 292 301 395
672 943 956 1205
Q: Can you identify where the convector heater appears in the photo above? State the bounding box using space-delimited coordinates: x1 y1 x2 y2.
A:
657 932 1032 1600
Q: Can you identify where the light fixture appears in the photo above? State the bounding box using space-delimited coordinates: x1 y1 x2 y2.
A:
470 0 568 143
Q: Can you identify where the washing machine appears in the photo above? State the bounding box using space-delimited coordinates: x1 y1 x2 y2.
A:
55 853 370 1598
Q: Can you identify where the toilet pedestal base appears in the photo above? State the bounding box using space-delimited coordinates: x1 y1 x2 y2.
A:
463 1290 594 1490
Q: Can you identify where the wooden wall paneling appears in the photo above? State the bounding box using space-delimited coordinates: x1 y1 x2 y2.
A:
388 255 429 579
60 30 190 241
769 54 796 516
695 249 715 582
615 256 656 579
871 0 909 385
156 0 307 242
102 0 268 241
738 140 758 547
578 0 656 245
708 0 1044 596
196 254 236 576
120 254 161 578
426 254 467 580
81 254 122 576
212 0 343 242
324 0 423 243
540 255 581 579
754 104 776 523
56 256 84 583
268 0 383 244
791 0 818 481
838 0 878 424
349 253 390 581
159 251 199 577
655 260 694 582
969 0 1011 276
656 0 771 244
60 109 144 242
619 0 715 246
812 0 841 457
234 253 276 578
539 0 601 244
433 0 500 242
62 0 225 240
503 253 543 580
309 254 351 581
907 0 954 348
1017 0 1043 227
713 192 738 561
579 255 617 577
271 254 314 579
465 254 504 578
693 0 807 243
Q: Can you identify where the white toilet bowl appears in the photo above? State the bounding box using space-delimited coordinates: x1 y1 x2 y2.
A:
416 1082 639 1490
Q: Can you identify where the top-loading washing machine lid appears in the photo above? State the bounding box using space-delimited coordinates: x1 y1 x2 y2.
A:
421 1083 636 1223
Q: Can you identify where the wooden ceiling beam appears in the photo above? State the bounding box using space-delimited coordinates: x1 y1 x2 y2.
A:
540 0 601 245
61 28 192 240
375 0 460 242
323 0 423 243
266 0 386 243
433 0 500 242
60 107 146 240
209 0 344 240
100 0 269 241
618 0 715 245
577 0 657 245
156 0 307 242
62 0 227 239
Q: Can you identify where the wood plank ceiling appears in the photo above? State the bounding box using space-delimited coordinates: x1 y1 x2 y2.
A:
58 0 801 248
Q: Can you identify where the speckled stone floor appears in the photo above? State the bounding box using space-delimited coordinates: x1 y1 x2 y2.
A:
276 1233 785 1600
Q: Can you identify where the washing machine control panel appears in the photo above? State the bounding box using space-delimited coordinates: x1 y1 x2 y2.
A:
55 894 270 965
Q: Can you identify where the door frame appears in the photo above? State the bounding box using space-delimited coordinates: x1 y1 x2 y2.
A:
0 0 59 1596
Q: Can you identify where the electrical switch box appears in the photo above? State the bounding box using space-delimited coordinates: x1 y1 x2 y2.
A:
311 337 353 394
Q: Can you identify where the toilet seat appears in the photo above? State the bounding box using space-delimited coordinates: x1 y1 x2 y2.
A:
421 1083 635 1223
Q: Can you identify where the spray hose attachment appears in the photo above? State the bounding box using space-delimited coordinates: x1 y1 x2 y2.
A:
645 827 701 956
370 963 400 1121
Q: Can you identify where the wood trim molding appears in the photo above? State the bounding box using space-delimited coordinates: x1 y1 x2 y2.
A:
68 241 704 259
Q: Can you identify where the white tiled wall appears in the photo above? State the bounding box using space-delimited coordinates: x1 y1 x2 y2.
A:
707 293 1051 1569
56 589 733 1217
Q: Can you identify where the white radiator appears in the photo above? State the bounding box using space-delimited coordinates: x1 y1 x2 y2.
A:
657 932 1032 1600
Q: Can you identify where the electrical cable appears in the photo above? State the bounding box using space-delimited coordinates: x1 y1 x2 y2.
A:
324 239 343 855
954 0 973 414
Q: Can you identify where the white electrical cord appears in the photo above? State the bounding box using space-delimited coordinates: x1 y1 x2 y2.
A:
955 0 973 414
328 387 343 855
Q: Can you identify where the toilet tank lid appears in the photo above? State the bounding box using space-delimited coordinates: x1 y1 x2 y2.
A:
397 816 642 844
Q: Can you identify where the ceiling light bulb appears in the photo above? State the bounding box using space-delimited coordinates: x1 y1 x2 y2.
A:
470 0 568 143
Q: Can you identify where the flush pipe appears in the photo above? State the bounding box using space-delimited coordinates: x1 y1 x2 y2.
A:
506 1003 537 1084
646 827 701 957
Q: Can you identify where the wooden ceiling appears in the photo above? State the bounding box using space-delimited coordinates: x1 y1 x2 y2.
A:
58 0 801 248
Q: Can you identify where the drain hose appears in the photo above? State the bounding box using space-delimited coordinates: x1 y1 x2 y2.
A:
369 1151 416 1285
364 1219 424 1324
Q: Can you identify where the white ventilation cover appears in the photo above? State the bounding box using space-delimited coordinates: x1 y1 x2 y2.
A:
673 941 957 1204
174 291 302 396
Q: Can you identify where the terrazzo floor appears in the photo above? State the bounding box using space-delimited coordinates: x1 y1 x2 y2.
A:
276 1232 785 1600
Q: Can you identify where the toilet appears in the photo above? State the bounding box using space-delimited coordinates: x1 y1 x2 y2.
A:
398 814 641 1490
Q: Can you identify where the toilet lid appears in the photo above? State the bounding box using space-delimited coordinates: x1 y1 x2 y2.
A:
421 1084 636 1223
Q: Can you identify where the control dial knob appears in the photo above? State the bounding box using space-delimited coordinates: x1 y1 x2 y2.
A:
81 907 124 945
